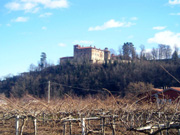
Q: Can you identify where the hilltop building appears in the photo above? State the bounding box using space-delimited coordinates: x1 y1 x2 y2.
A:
60 45 111 64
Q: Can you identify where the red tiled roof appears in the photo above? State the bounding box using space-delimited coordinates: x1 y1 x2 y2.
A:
75 45 106 51
78 47 92 49
159 87 180 93
152 88 163 92
169 87 180 92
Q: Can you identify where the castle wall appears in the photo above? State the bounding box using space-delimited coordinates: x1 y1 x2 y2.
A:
60 57 74 65
60 45 111 65
91 48 104 63
74 47 91 62
104 49 110 62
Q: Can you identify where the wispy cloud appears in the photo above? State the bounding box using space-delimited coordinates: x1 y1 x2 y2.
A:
127 35 134 39
5 0 69 13
169 0 180 5
6 23 11 27
42 26 47 30
169 13 180 15
148 30 180 48
130 17 138 21
5 2 38 13
88 19 135 31
44 0 69 8
58 43 66 47
39 12 53 17
153 26 166 30
12 17 29 22
73 40 94 45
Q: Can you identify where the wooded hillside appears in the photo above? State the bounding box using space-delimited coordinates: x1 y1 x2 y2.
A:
0 59 180 98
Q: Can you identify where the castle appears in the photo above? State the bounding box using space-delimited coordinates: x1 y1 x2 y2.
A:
60 45 111 64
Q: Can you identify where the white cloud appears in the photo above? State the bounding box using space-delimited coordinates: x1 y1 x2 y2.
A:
175 23 179 27
42 26 47 30
12 17 29 22
5 2 21 10
153 26 166 30
169 0 180 5
6 23 11 27
5 2 37 12
148 31 180 48
23 2 37 10
130 17 138 21
58 43 66 47
127 35 134 39
73 40 94 45
88 19 135 31
44 0 69 8
170 13 180 15
39 12 52 17
5 0 69 13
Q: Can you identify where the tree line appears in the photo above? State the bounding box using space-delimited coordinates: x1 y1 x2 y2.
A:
0 44 180 98
117 43 179 61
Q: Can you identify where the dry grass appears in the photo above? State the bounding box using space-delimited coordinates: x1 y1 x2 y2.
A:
0 94 180 134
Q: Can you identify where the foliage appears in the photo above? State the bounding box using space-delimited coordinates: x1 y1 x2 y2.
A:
122 42 136 60
0 59 180 98
0 43 180 98
125 82 154 96
172 51 179 61
39 52 47 70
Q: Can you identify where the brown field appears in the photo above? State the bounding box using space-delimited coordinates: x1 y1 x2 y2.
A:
0 94 180 135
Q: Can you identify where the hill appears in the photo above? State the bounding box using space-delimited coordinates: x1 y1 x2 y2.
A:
0 60 180 98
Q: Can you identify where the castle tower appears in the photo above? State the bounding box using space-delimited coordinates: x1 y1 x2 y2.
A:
74 44 80 59
104 48 110 62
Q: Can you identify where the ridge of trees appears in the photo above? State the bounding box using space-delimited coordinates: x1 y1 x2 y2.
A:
0 44 180 98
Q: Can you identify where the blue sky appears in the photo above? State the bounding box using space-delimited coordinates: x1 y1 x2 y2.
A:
0 0 180 78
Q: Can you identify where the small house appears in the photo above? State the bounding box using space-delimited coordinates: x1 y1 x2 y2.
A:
139 87 180 103
157 87 180 102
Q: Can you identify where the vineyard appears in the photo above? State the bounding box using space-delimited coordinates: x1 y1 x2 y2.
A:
0 94 180 135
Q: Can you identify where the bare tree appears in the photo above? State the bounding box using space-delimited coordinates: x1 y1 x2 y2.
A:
140 45 145 60
29 64 37 72
165 45 172 59
151 48 158 60
158 44 172 59
158 44 166 59
145 52 153 60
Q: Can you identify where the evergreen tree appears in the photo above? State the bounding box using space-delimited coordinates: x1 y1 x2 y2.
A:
172 51 178 61
39 52 47 70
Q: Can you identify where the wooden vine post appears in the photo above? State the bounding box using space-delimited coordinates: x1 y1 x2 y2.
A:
112 115 116 135
111 116 116 135
20 117 28 135
34 117 37 135
2 114 5 125
16 115 20 135
43 112 45 124
69 121 72 135
63 122 66 135
101 117 105 135
81 118 85 135
48 81 51 104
